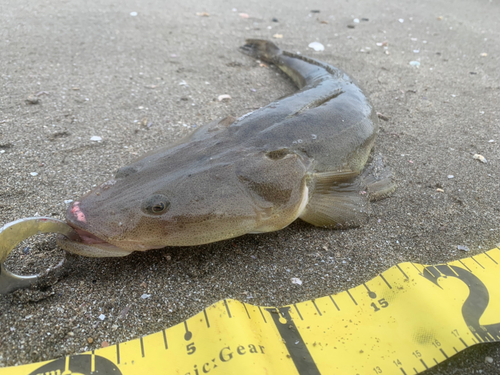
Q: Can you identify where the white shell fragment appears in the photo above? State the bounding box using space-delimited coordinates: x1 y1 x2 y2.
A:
30 172 38 177
457 245 469 252
409 61 420 67
98 314 106 320
90 136 102 142
291 277 303 285
308 42 325 52
218 94 232 101
473 154 487 163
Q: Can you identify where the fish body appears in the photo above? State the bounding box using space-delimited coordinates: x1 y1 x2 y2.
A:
58 40 394 257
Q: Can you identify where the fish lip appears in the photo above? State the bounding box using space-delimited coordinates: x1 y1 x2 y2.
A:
62 221 149 253
57 234 134 257
75 227 108 245
59 221 135 256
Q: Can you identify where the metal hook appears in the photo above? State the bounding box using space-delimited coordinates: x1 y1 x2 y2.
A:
0 217 78 295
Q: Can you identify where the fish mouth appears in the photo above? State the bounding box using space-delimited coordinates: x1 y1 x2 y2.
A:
73 227 109 245
57 225 134 258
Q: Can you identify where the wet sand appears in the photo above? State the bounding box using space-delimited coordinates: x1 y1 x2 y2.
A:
1 0 499 373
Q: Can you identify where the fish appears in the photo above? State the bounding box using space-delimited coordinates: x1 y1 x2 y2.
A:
57 39 395 257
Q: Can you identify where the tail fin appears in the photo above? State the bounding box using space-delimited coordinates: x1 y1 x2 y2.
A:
239 39 281 63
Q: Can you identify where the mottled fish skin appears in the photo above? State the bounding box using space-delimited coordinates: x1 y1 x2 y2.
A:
58 39 393 257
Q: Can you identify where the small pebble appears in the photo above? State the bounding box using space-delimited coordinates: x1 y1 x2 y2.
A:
473 154 487 163
398 18 404 23
273 34 283 39
99 314 106 321
102 341 110 348
308 42 324 52
272 17 278 22
409 61 420 67
457 245 469 252
353 18 360 23
485 356 493 363
218 94 231 101
130 12 137 17
87 337 94 344
26 95 39 104
436 188 444 193
30 172 38 176
239 13 249 18
90 136 102 142
377 112 390 121
141 293 151 299
291 278 303 285
447 175 454 179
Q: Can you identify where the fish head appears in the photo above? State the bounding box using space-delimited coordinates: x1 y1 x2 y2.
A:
59 143 309 256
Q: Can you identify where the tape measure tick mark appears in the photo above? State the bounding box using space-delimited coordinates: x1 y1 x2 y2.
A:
184 321 192 341
471 256 484 269
458 259 471 272
203 309 210 327
346 290 357 305
329 295 340 311
396 264 408 279
293 303 303 320
258 306 267 323
162 329 168 349
363 283 377 298
223 299 232 318
379 273 392 289
140 336 145 358
420 358 428 369
116 342 120 365
484 251 497 264
439 348 448 359
240 301 251 319
410 262 422 275
311 299 322 316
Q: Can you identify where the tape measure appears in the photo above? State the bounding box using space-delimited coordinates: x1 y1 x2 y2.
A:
1 247 499 375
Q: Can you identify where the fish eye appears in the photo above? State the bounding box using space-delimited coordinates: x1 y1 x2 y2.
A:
266 148 290 160
142 194 170 215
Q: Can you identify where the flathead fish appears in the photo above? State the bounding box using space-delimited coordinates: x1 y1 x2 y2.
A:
58 39 394 257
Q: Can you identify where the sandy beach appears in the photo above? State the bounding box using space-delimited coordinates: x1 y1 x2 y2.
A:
1 0 499 373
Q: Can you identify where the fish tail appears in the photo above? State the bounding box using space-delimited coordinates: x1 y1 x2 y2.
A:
239 39 282 63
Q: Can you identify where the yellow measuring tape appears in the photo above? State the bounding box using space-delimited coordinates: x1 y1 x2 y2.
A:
2 248 499 375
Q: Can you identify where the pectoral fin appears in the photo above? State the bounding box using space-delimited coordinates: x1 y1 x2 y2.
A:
300 171 370 228
300 155 395 228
